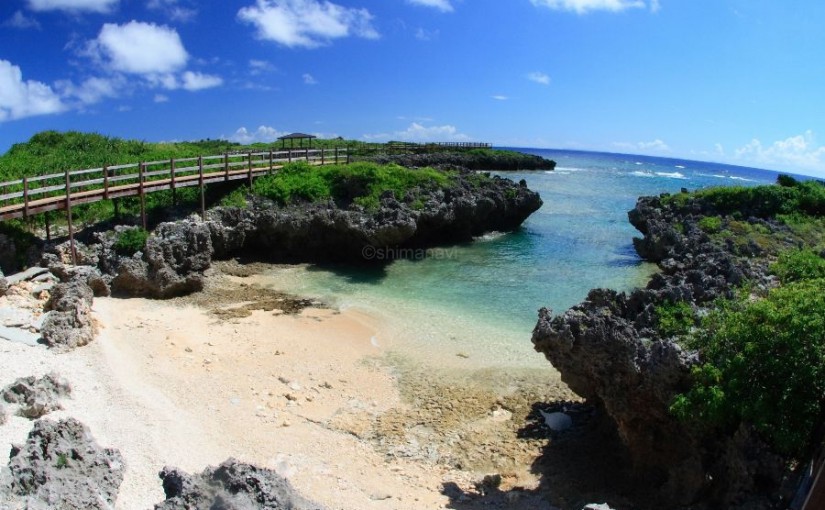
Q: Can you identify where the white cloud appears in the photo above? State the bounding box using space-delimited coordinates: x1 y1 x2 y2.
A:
492 95 508 101
154 94 169 103
613 139 670 152
224 125 287 144
302 73 318 85
530 0 650 14
734 131 825 175
91 21 189 75
650 0 661 12
147 0 197 22
237 0 379 49
526 71 551 85
181 71 223 91
55 76 122 105
249 59 275 75
363 122 471 143
0 60 65 122
407 0 453 13
415 28 439 41
27 0 118 13
4 11 41 29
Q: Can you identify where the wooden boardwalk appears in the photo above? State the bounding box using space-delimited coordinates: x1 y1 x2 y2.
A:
0 148 348 222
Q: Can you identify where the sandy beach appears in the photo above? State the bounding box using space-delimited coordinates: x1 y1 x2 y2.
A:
0 263 576 509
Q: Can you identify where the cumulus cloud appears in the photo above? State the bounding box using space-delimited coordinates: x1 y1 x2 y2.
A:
0 60 65 122
527 72 551 85
407 0 453 13
363 122 471 143
91 21 189 75
613 139 670 152
529 0 652 14
237 0 379 48
181 71 223 90
224 125 288 144
27 0 118 13
734 131 825 175
4 11 41 29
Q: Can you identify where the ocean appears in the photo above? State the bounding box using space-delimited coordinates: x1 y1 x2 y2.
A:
257 149 789 369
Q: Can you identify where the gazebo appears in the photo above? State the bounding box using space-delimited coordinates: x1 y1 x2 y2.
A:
277 132 317 149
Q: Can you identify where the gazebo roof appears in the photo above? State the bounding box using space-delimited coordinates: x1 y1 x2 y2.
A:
278 132 317 140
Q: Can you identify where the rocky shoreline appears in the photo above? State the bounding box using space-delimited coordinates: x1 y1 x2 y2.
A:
0 169 549 508
532 189 817 509
360 151 557 171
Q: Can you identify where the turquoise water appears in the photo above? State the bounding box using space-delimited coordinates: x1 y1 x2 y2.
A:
261 149 783 368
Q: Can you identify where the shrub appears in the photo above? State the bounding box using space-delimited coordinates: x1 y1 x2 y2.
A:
655 300 695 337
697 216 722 234
113 228 149 256
219 186 249 208
771 248 825 283
671 279 825 458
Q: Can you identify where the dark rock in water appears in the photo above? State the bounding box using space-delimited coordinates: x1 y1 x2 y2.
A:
155 458 325 510
40 276 95 350
0 418 124 510
208 172 542 263
532 193 798 508
2 373 71 419
360 152 556 171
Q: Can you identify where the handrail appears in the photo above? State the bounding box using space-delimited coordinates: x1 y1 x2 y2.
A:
0 147 349 222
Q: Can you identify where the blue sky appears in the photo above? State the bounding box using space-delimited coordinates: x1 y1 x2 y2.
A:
1 0 825 177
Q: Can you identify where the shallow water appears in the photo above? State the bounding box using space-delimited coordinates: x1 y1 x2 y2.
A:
255 149 779 369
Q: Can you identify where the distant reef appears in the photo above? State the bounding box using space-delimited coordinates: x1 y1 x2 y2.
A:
359 149 556 171
533 179 825 509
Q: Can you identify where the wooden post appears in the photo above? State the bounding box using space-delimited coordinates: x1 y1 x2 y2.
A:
247 151 253 186
199 156 205 220
139 162 147 230
268 150 273 175
224 153 229 181
288 149 293 163
321 148 325 165
103 165 109 199
170 158 177 205
22 177 29 219
45 212 51 242
305 147 309 163
334 147 339 164
65 169 76 265
346 148 351 164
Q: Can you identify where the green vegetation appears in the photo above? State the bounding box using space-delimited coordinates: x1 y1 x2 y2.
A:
113 228 149 256
669 176 825 459
671 278 825 458
697 215 722 234
663 178 825 218
56 453 68 469
219 186 249 208
0 130 241 180
655 300 696 337
771 248 825 283
252 161 452 209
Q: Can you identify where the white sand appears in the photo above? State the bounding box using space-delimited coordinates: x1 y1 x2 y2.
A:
0 294 465 509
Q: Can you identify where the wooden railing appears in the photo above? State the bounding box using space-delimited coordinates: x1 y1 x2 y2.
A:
0 147 348 223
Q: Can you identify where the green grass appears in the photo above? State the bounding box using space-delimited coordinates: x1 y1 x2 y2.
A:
251 161 453 209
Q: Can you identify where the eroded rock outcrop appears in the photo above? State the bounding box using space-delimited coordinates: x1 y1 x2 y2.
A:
532 193 801 508
2 372 71 419
155 458 324 510
362 151 556 171
0 418 124 510
40 277 95 350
